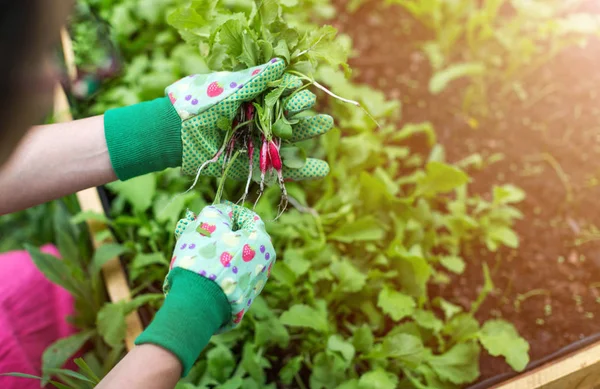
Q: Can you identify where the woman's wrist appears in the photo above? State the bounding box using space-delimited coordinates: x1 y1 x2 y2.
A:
134 268 230 377
104 97 182 181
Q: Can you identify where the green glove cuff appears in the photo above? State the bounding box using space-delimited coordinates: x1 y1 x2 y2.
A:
104 97 183 180
134 267 230 377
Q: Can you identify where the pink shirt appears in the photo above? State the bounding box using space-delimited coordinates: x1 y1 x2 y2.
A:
0 245 76 389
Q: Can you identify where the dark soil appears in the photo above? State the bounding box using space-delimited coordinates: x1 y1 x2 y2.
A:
332 0 600 383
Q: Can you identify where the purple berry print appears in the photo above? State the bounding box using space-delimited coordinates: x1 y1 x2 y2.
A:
237 84 244 89
189 243 196 249
260 245 265 254
192 99 198 105
209 274 217 281
230 82 237 88
265 252 271 260
200 270 207 277
271 58 278 63
247 299 252 306
232 266 238 274
261 266 266 273
180 243 187 250
185 95 192 101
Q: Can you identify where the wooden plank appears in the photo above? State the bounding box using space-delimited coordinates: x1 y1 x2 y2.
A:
492 340 600 389
55 27 143 350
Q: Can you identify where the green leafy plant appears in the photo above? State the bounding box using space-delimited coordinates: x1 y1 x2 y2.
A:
7 1 534 388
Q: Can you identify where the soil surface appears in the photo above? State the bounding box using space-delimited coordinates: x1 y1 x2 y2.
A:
332 0 600 383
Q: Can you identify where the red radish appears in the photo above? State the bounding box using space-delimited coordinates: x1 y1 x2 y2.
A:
267 139 288 219
268 140 282 171
245 103 255 120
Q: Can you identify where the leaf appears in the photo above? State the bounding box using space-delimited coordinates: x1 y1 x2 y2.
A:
392 122 436 146
328 334 355 362
258 0 280 25
280 304 328 332
413 310 443 333
216 377 243 389
439 256 465 274
417 162 470 197
90 243 129 276
331 260 367 293
218 19 244 57
131 252 168 269
391 252 432 297
427 342 480 384
358 369 398 389
125 293 164 313
352 325 374 354
429 62 485 95
377 287 416 321
74 358 100 384
238 33 260 68
279 356 302 385
493 184 526 204
255 317 289 348
310 352 347 389
487 225 519 249
336 380 360 389
273 39 291 63
44 368 95 384
375 333 424 366
273 119 294 140
258 40 274 63
433 298 463 320
241 343 265 384
25 245 80 296
443 313 480 344
330 216 385 243
479 320 530 371
265 85 287 109
217 116 232 132
96 302 126 348
41 330 95 385
207 345 235 382
55 229 79 265
108 174 156 212
70 211 110 225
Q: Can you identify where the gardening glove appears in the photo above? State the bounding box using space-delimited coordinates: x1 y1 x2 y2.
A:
104 57 333 181
134 203 275 377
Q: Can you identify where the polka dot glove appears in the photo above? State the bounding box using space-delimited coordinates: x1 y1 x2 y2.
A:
165 58 334 181
168 202 275 332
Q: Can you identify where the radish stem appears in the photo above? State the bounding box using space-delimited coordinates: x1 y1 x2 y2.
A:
214 150 241 204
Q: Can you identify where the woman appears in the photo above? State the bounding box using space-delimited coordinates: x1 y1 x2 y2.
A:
0 1 333 388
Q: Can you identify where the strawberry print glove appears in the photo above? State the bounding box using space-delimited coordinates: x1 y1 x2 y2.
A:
166 58 333 181
169 202 275 331
135 203 275 376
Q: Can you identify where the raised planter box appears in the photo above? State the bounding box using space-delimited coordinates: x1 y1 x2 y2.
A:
55 28 600 389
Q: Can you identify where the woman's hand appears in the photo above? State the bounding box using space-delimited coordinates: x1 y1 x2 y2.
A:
134 203 276 376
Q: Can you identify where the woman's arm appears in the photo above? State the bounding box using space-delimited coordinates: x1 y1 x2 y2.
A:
0 115 116 215
96 344 181 389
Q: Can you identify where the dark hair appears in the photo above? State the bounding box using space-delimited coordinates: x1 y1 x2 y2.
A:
0 1 43 164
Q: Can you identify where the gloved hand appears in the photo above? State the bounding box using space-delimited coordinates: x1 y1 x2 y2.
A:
104 58 333 182
134 203 275 377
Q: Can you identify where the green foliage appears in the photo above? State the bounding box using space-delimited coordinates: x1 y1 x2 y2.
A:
9 0 535 388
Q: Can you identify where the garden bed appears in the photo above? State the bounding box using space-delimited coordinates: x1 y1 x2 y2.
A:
332 0 600 384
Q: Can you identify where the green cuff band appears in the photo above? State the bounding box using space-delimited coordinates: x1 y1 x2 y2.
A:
134 268 230 377
104 97 182 180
